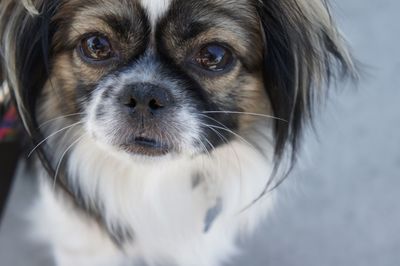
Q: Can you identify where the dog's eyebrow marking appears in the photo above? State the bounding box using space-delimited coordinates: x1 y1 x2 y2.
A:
101 15 136 38
204 198 223 233
139 0 172 26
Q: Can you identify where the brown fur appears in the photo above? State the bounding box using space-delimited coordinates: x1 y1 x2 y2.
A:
43 0 269 133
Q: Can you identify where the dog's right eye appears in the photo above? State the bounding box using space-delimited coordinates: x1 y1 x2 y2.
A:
79 34 114 62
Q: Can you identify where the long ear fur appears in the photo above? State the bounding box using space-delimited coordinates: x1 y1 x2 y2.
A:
257 0 356 165
0 0 105 226
0 0 57 136
0 0 62 184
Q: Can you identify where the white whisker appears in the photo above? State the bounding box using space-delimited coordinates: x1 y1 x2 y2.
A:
202 111 287 122
53 134 86 189
203 136 215 153
28 121 84 157
200 122 243 180
200 114 259 152
39 112 85 128
210 124 254 147
197 137 212 159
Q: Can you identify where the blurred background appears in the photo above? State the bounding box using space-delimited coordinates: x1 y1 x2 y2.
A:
1 0 399 265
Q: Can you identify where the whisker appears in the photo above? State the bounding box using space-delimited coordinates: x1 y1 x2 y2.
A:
200 122 243 182
28 121 84 157
200 114 259 152
199 123 228 145
202 136 215 153
197 137 212 159
199 114 259 150
202 111 288 123
200 122 241 159
53 134 86 189
208 125 258 151
162 131 171 151
39 112 85 128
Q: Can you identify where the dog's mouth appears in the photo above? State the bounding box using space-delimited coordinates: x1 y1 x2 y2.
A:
120 136 171 157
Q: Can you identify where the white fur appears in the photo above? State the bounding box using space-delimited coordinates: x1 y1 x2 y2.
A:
139 0 172 26
31 116 276 266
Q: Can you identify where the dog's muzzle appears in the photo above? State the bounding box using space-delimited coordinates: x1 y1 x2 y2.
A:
117 83 176 156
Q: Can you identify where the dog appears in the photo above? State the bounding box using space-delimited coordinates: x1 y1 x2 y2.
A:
0 0 355 265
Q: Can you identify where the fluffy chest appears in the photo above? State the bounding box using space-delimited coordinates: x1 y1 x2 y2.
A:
34 133 275 265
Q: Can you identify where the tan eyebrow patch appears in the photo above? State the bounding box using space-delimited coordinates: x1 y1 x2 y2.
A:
52 0 149 62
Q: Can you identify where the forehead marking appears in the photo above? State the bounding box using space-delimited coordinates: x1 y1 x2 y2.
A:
139 0 172 26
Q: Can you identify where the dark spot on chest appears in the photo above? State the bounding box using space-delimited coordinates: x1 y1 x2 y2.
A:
191 171 205 189
204 197 223 233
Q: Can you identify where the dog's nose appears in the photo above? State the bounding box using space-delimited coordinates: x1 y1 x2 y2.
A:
120 83 173 114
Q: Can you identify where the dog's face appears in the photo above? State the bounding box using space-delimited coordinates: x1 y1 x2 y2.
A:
0 0 354 195
46 0 267 158
0 0 355 164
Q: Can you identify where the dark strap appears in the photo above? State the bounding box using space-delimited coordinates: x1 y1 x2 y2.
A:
0 141 20 221
0 104 21 222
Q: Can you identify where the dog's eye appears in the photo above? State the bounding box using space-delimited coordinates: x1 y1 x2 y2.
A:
79 34 114 61
194 44 233 72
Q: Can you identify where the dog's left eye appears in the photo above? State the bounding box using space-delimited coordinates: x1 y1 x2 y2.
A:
79 34 114 62
194 44 234 72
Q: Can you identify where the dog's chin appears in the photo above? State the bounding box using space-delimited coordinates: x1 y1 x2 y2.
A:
120 136 171 157
98 135 198 163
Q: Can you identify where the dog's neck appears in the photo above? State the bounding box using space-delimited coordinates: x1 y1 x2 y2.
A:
31 124 276 264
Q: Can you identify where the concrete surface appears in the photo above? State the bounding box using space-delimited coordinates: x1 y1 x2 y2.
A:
1 0 399 265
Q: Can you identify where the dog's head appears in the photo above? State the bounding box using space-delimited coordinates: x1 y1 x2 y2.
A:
0 0 354 181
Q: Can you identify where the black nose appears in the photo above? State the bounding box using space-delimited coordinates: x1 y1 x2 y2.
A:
120 83 173 114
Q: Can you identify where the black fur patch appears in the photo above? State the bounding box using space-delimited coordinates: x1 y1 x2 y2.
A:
257 0 353 162
204 198 223 233
108 223 135 246
191 172 204 189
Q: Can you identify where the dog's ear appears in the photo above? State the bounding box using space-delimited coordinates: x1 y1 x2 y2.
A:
256 0 356 162
0 0 59 135
0 0 61 180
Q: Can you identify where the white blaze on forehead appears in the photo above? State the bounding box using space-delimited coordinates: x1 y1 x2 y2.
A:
139 0 172 26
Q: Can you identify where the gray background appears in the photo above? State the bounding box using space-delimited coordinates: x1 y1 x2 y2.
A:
1 0 399 265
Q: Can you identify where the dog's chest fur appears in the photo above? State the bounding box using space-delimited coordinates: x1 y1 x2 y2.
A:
29 127 275 266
